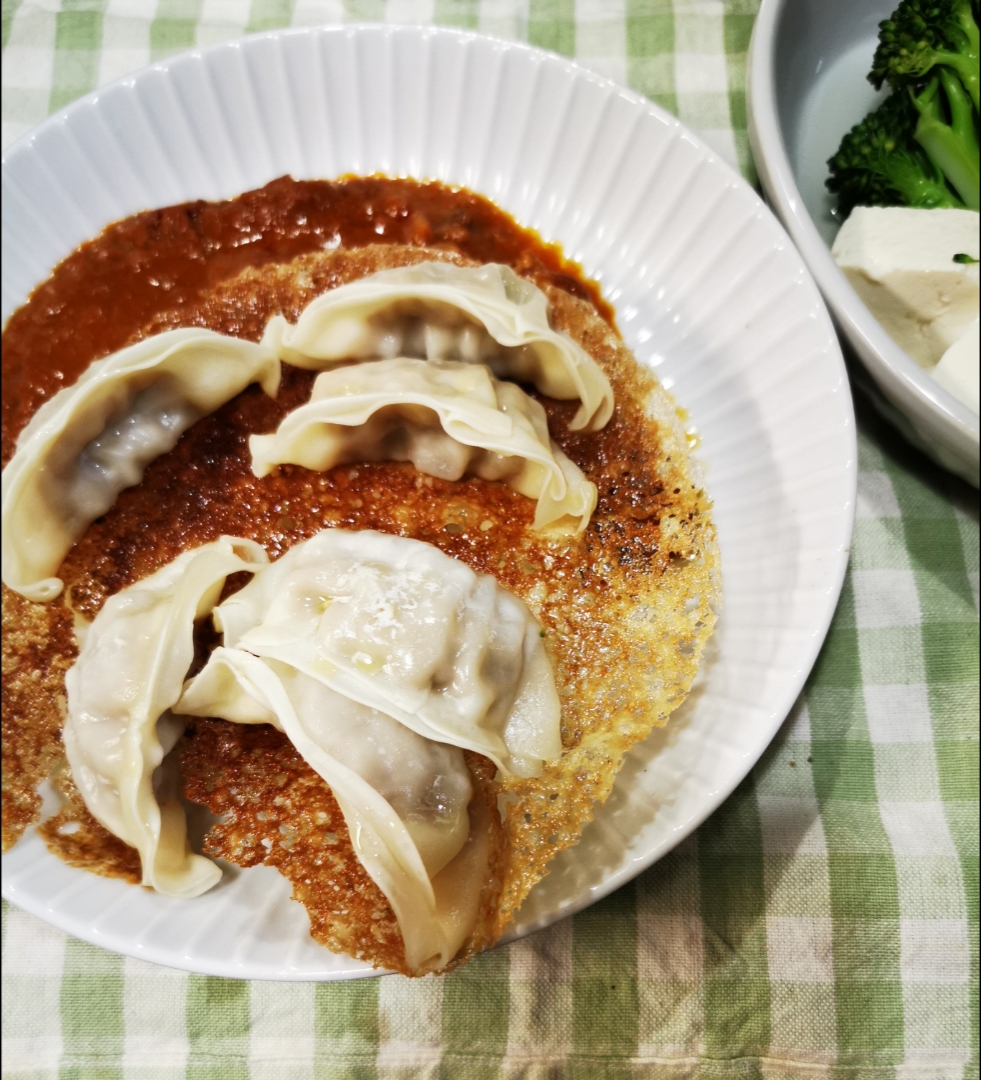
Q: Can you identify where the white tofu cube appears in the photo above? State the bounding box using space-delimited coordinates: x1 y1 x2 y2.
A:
932 316 979 414
831 207 979 368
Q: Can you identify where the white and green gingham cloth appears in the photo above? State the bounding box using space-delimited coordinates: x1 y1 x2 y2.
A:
1 0 759 177
2 3 978 1077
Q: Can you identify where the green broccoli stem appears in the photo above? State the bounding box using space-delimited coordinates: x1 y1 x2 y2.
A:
912 72 981 209
930 47 981 111
826 85 966 213
951 0 980 110
887 155 967 207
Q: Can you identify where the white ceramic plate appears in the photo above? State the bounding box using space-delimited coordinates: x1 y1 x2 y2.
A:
1 25 856 980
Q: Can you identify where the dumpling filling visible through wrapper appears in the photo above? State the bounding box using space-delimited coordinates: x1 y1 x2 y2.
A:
260 261 614 433
0 329 280 602
177 648 490 974
63 528 562 973
62 536 270 898
209 529 562 779
249 357 597 534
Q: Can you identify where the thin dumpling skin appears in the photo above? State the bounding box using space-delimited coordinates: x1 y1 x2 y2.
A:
1 328 280 602
176 647 487 973
260 261 614 432
249 358 597 534
177 649 473 878
63 536 269 899
212 529 563 778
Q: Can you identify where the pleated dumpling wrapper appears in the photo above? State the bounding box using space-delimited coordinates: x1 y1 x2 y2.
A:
249 358 597 534
63 536 270 898
212 529 563 779
1 328 280 602
260 261 614 432
177 650 490 974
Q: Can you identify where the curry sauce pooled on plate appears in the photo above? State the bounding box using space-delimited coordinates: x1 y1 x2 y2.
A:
1 177 718 975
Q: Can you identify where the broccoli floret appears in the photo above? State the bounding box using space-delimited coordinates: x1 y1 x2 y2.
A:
909 69 980 207
871 0 980 111
827 90 965 216
827 0 980 215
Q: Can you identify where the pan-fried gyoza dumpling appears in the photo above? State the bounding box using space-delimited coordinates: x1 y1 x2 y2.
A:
212 529 562 779
260 261 614 432
249 358 597 534
1 328 280 602
63 536 269 898
176 648 487 973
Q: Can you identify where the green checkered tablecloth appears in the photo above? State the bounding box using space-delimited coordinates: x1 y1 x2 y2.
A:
2 2 978 1077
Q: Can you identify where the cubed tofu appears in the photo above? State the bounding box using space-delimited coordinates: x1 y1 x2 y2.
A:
831 207 979 369
932 316 979 415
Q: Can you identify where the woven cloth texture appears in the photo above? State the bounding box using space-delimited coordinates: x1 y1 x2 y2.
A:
1 2 979 1078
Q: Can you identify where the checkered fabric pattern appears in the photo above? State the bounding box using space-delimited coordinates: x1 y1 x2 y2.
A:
2 2 979 1077
1 0 758 176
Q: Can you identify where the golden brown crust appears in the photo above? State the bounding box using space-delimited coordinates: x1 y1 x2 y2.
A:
466 282 717 952
1 236 717 973
36 763 142 884
181 718 410 970
1 589 76 850
180 720 506 976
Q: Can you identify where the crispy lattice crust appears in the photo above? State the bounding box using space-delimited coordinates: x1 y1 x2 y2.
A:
2 244 717 974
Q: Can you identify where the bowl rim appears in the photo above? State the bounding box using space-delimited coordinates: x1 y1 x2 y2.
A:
746 0 980 461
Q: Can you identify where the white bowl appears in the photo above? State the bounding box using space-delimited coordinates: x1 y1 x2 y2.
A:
747 0 980 487
2 25 855 979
